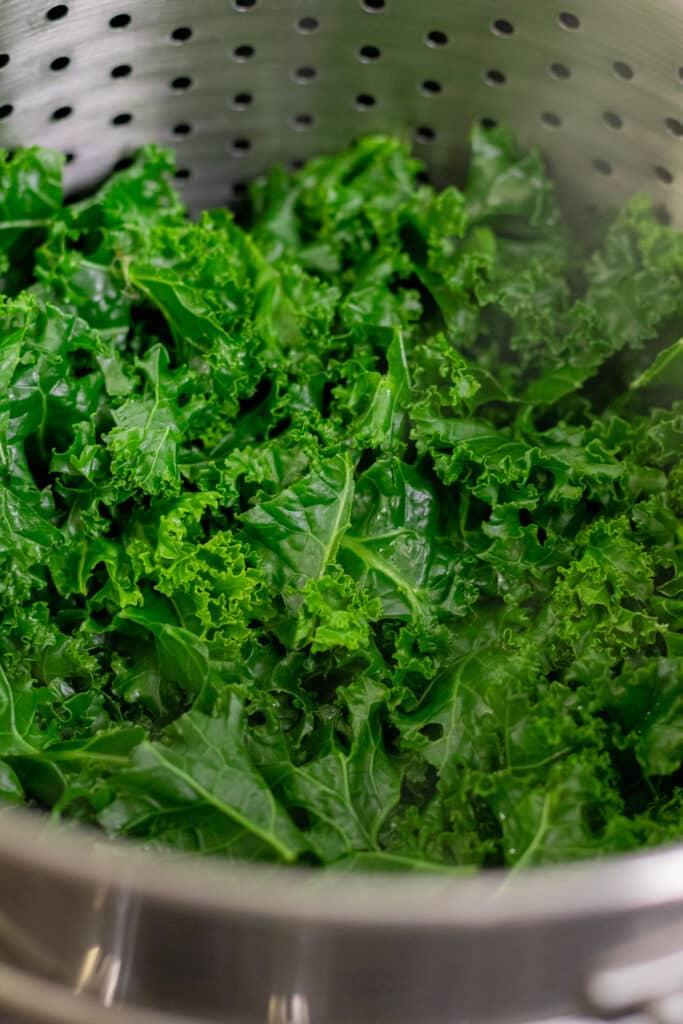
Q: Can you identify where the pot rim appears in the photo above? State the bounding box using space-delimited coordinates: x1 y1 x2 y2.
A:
3 806 683 927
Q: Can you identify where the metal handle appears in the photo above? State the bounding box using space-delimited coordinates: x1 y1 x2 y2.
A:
587 922 683 1023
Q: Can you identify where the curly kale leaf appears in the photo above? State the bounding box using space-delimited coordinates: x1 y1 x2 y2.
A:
0 126 681 872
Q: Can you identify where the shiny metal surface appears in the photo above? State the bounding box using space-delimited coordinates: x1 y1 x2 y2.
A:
2 2 683 1023
1 0 683 222
0 811 681 1023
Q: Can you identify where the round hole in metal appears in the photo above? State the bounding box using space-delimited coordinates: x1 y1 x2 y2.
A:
613 60 634 80
111 112 133 125
426 29 448 46
359 45 381 61
297 16 319 32
109 13 131 28
558 11 580 29
111 64 132 78
50 56 70 71
492 18 514 36
415 125 436 143
485 68 507 86
541 110 562 128
46 5 69 21
603 110 623 129
51 105 73 120
294 66 317 83
549 61 571 79
593 157 613 175
655 165 674 184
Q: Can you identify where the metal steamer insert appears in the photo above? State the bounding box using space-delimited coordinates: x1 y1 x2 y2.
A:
2 2 683 1023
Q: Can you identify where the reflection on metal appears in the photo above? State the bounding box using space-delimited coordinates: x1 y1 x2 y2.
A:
648 993 683 1024
0 955 205 1024
268 993 311 1024
74 943 122 1007
587 922 683 1020
589 945 683 1011
72 886 135 1007
74 944 100 993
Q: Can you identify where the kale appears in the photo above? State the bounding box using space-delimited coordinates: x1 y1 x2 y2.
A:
0 129 681 870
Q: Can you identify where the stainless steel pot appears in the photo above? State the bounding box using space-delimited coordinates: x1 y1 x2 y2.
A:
1 812 683 1024
1 1 683 1021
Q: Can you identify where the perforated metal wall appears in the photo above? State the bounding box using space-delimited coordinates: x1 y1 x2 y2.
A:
2 0 683 221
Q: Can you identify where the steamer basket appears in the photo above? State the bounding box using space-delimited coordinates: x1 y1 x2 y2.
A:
2 3 683 1024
